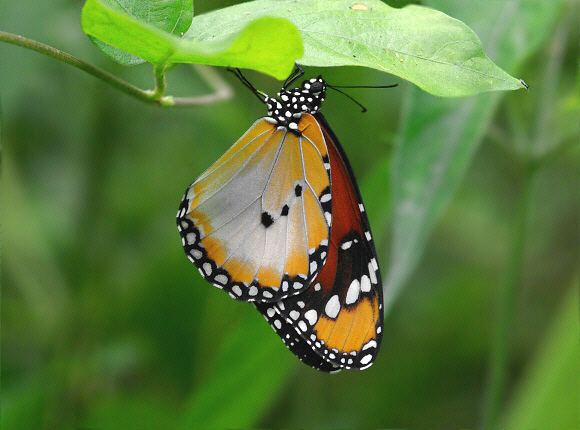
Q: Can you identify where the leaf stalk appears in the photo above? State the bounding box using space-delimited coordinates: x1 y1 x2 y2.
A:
0 31 232 107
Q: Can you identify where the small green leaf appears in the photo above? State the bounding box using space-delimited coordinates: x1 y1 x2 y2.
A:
91 0 194 66
82 0 302 79
384 0 565 309
186 0 523 97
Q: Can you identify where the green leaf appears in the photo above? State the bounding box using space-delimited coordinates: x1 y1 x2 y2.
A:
180 311 294 428
384 0 565 309
91 0 194 66
186 0 523 96
503 285 580 429
81 0 302 79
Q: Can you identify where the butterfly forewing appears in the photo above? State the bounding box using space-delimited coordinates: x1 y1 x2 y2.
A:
177 115 331 302
257 113 384 371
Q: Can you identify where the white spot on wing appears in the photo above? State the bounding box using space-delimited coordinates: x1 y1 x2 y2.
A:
304 309 318 325
202 263 212 276
368 262 377 284
325 295 340 318
310 261 317 274
360 354 373 365
345 279 361 304
363 340 377 350
360 275 371 292
324 212 332 226
214 274 227 285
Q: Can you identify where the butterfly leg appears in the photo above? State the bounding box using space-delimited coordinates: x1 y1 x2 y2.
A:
226 67 268 103
282 64 305 90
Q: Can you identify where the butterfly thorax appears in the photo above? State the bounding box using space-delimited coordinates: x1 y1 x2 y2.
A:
264 76 327 133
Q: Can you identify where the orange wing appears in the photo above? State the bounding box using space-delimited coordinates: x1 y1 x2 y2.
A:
177 115 332 302
256 113 383 370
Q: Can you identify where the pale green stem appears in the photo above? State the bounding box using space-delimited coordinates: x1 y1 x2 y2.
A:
0 31 232 107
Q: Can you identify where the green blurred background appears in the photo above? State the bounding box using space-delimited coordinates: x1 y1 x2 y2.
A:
1 0 578 429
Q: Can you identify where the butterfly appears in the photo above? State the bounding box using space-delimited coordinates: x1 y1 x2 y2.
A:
177 67 387 371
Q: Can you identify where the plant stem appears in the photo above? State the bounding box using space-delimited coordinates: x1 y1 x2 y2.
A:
151 65 168 99
0 31 232 107
0 30 154 102
172 65 234 106
481 162 537 430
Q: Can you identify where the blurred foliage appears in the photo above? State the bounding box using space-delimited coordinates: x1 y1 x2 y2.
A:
386 0 565 306
504 284 579 430
1 0 578 429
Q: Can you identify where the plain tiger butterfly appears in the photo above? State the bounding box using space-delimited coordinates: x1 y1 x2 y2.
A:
177 67 390 371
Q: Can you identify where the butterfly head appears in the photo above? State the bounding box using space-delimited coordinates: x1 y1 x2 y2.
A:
265 76 327 132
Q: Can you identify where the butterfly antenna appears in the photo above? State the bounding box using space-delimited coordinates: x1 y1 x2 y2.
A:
326 83 398 113
326 86 368 113
283 64 305 89
329 84 398 89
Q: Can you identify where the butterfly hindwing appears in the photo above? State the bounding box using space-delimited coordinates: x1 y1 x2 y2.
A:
177 115 331 303
257 113 384 371
255 301 341 372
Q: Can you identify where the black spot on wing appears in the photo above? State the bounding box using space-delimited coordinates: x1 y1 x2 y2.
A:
261 211 274 228
294 184 303 197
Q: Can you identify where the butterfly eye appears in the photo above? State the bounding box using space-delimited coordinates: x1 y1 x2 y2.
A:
309 81 324 93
